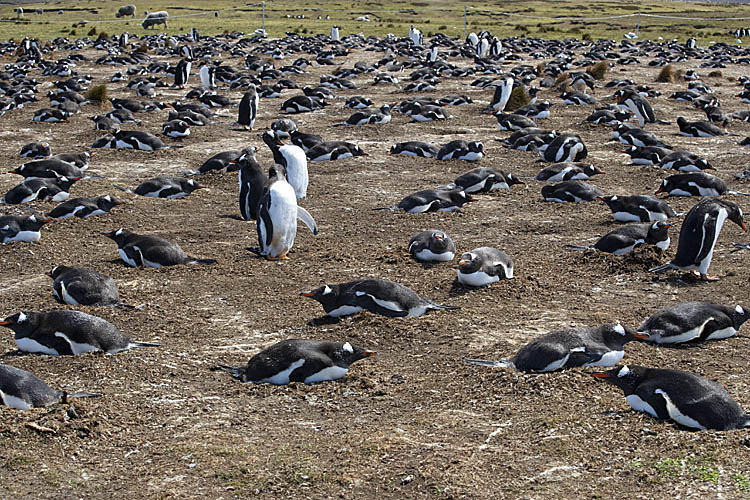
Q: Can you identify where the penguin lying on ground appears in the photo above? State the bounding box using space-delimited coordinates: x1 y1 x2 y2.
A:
300 278 459 318
457 247 514 286
0 176 80 204
214 339 376 385
593 365 750 431
449 167 524 193
103 228 216 267
389 141 438 158
47 195 123 219
676 116 729 137
565 221 671 255
599 195 677 222
535 162 603 181
49 265 121 306
467 323 646 373
306 141 367 161
649 198 746 280
541 181 603 202
376 188 475 213
0 310 159 355
10 158 85 180
538 133 587 163
408 230 456 262
116 177 203 198
0 214 51 243
20 141 51 158
0 363 99 410
637 302 749 343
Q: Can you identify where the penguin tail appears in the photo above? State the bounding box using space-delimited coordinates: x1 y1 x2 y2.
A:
674 211 686 217
211 364 246 381
179 169 200 175
63 391 101 403
739 415 750 429
654 119 671 125
188 258 217 265
564 244 591 252
128 340 161 349
82 174 104 180
372 205 397 211
732 242 750 251
436 183 457 190
168 145 185 149
430 302 460 312
113 185 134 194
465 358 514 369
648 262 673 273
727 190 750 196
114 302 145 310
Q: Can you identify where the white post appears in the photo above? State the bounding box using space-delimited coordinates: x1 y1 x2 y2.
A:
636 12 640 38
262 2 265 32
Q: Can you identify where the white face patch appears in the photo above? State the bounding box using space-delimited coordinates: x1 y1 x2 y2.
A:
17 312 27 323
29 215 38 222
322 285 332 295
342 342 354 353
115 229 124 236
618 365 631 378
104 195 112 202
651 222 659 230
613 323 626 335
736 305 745 315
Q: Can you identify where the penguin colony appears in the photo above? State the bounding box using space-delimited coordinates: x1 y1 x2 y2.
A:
2 21 750 496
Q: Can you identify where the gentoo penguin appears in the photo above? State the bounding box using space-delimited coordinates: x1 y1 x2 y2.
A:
515 100 552 119
456 247 514 286
32 108 68 123
676 116 728 137
118 176 203 198
593 365 750 431
215 339 375 385
251 165 318 260
0 176 80 204
565 221 671 254
196 147 255 174
51 152 92 169
344 96 373 109
20 141 50 158
47 195 123 219
488 76 513 113
377 188 475 213
103 228 217 268
535 162 603 182
541 181 603 202
0 310 159 355
238 85 259 129
389 141 438 158
95 131 168 151
237 148 268 221
281 95 325 114
10 158 85 180
539 133 587 163
467 323 646 373
290 130 324 151
495 112 536 131
336 104 392 126
0 214 51 243
584 108 631 125
656 152 712 173
330 25 341 41
50 265 120 306
436 140 484 161
199 63 216 89
637 302 749 343
162 119 190 139
408 230 456 262
105 108 140 124
262 130 308 198
0 363 98 410
617 90 660 126
300 278 459 318
451 167 524 193
649 198 746 280
614 125 670 149
600 195 677 222
655 172 728 197
409 102 451 122
271 118 298 139
623 145 674 166
174 58 192 88
306 141 366 161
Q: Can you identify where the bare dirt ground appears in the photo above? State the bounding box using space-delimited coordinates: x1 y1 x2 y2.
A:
1 35 750 499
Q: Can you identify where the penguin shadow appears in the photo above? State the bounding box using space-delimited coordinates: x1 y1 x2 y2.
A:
656 273 714 288
218 214 245 221
306 315 342 327
448 279 481 297
0 349 27 359
106 258 136 268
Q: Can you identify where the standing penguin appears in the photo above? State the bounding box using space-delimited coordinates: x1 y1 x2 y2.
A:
251 165 317 260
489 76 513 113
199 63 216 89
593 365 750 431
649 198 746 280
262 130 308 198
238 84 259 129
237 148 268 221
174 58 192 88
330 25 340 41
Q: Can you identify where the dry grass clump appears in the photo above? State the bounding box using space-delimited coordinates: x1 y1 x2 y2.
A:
656 64 675 83
587 61 608 80
85 85 107 106
506 86 531 111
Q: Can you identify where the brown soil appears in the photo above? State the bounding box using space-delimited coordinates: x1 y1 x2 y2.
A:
1 37 750 499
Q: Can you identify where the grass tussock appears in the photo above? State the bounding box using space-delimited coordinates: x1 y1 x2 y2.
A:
506 85 531 111
708 70 723 78
85 84 107 106
553 72 569 88
87 27 96 36
135 44 149 53
587 60 608 80
656 64 675 83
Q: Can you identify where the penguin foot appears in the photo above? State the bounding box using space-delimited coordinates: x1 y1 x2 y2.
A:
700 274 720 281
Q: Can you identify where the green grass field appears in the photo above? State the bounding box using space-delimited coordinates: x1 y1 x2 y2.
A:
1 0 750 43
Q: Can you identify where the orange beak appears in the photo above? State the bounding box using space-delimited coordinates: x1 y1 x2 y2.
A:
591 372 610 379
742 221 748 232
300 291 314 297
0 320 10 326
655 186 664 195
102 231 115 237
458 260 468 266
363 350 377 357
633 333 650 339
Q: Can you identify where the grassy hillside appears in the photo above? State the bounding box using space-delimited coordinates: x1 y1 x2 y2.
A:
1 0 750 43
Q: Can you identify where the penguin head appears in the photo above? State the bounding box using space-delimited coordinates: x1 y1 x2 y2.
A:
300 284 339 307
732 305 750 327
591 365 645 393
49 265 70 279
584 164 603 177
23 215 52 230
0 311 37 334
468 141 483 153
603 322 649 343
450 190 476 206
99 195 124 209
102 228 131 243
332 341 376 366
725 201 747 232
648 221 671 238
185 179 204 192
457 252 481 273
